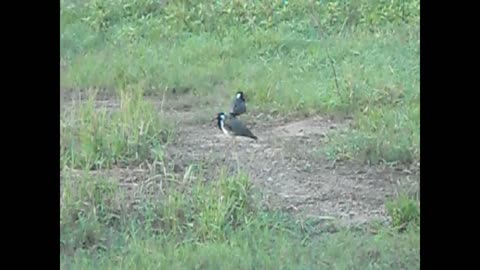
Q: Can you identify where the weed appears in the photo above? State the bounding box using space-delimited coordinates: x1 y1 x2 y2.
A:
386 193 420 230
60 88 172 170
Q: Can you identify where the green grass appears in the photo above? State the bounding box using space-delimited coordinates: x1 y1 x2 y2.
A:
61 226 419 269
61 87 173 170
61 168 419 269
61 0 419 164
61 0 420 268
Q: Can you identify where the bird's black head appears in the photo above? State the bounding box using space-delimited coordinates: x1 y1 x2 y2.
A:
235 91 245 101
214 112 226 129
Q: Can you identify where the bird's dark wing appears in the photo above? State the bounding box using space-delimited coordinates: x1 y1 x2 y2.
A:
230 99 246 115
229 117 257 140
237 101 246 114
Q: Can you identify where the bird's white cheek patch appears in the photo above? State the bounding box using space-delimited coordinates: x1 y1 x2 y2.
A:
236 93 241 99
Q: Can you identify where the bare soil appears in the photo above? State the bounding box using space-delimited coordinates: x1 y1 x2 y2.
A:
166 114 418 225
62 89 420 226
159 91 419 227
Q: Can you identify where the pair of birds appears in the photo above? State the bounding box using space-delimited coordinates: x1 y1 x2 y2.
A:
214 91 258 141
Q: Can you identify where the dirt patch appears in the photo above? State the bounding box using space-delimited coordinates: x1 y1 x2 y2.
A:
63 93 419 226
270 116 340 138
164 108 418 226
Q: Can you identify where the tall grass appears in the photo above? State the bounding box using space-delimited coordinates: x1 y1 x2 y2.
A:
60 88 173 170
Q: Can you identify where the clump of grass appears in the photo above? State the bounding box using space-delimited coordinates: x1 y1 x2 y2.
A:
60 171 123 253
135 169 259 243
325 103 420 164
386 193 420 230
60 168 258 253
60 88 173 170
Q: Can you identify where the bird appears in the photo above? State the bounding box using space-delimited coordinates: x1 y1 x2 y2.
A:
230 91 246 117
213 112 257 163
214 112 257 141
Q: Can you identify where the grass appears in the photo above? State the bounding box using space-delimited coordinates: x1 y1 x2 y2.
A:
61 0 420 268
61 168 419 269
61 87 173 170
61 3 419 164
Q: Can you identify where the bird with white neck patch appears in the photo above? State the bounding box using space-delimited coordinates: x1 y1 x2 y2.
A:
213 111 257 161
214 112 257 140
230 91 246 117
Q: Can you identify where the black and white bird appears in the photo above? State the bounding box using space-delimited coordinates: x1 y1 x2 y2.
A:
230 91 246 117
215 112 257 141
